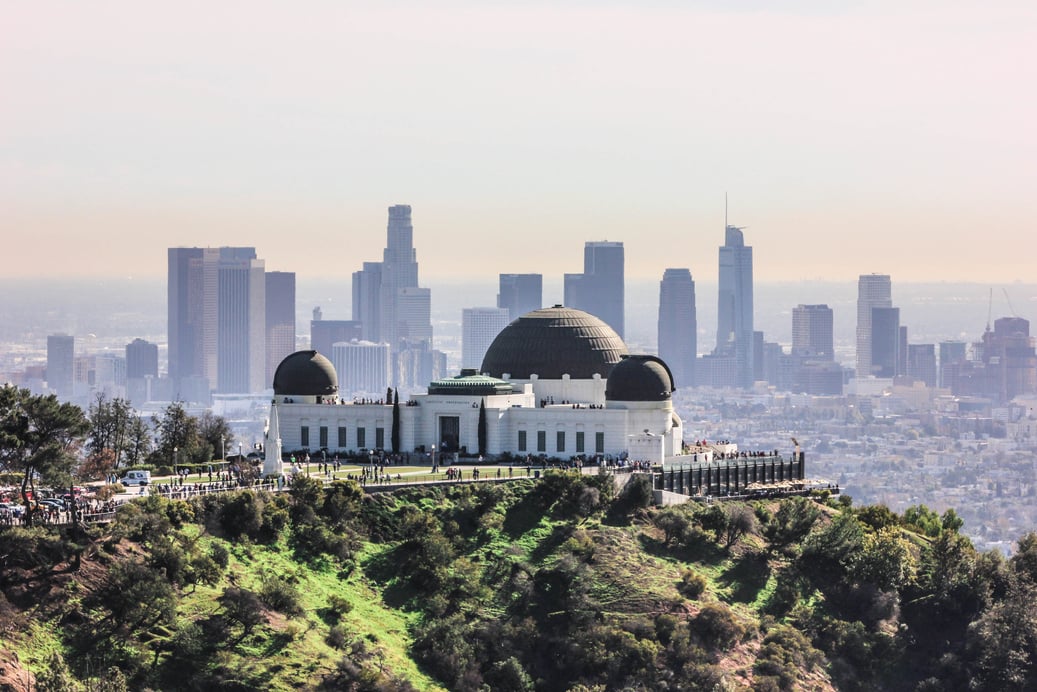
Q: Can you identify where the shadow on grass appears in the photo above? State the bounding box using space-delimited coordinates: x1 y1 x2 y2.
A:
502 489 549 539
359 543 419 610
637 532 727 565
529 523 576 564
718 551 771 603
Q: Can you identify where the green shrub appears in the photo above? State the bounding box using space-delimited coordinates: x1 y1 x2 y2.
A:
692 603 744 650
678 569 708 599
260 575 304 617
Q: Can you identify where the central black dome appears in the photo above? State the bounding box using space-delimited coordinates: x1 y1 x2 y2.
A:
480 306 628 379
273 350 338 396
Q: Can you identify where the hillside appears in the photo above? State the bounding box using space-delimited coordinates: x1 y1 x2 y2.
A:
2 473 1036 691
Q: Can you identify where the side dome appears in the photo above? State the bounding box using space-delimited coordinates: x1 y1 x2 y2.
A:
273 350 338 396
480 306 628 379
605 355 675 401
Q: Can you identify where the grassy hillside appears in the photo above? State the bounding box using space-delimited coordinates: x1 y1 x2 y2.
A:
2 473 1036 691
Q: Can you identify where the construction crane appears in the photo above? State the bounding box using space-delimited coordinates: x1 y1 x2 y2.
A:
1003 288 1019 318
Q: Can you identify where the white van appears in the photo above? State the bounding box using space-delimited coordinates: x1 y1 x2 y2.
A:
120 470 151 486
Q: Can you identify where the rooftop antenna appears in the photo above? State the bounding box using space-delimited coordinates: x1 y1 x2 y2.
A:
725 192 728 229
986 287 992 333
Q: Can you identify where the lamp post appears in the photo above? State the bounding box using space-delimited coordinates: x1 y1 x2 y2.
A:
221 435 225 463
431 445 437 474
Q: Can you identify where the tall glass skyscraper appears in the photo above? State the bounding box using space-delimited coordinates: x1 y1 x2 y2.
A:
350 205 437 389
714 226 754 388
498 273 543 321
168 246 267 398
856 274 893 378
657 268 697 388
564 241 624 338
792 304 834 360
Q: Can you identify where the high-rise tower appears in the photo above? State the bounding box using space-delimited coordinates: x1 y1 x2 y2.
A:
498 274 543 321
714 226 754 388
657 268 697 388
349 205 438 389
46 334 75 398
564 241 624 337
462 307 511 370
265 271 296 386
856 274 892 378
792 305 834 360
168 246 268 398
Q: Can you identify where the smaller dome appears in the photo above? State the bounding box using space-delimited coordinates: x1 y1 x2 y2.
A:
273 350 338 396
605 355 675 402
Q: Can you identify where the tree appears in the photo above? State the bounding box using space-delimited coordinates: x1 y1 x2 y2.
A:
155 401 199 468
124 413 152 467
391 389 401 454
723 503 757 548
87 392 133 466
197 410 233 461
478 399 487 458
0 386 89 523
764 497 820 552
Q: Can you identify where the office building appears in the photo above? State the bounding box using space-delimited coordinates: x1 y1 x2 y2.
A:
168 246 269 399
46 334 75 397
216 248 266 394
939 341 968 388
125 338 158 380
657 268 697 388
564 241 624 338
856 274 892 378
265 272 296 386
349 205 438 389
906 344 938 387
498 274 543 321
792 305 834 360
311 318 363 360
870 306 900 378
714 226 754 388
332 341 392 399
462 307 511 370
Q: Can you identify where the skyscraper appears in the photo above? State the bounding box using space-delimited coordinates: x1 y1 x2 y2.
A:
870 306 900 378
907 344 938 387
791 305 834 360
498 274 543 321
715 226 754 388
265 271 296 386
657 268 697 388
856 274 892 379
46 334 75 397
125 338 159 379
349 205 439 389
168 246 268 398
332 341 391 399
462 307 511 370
564 241 624 338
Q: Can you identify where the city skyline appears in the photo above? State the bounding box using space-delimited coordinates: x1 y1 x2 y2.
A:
2 2 1034 283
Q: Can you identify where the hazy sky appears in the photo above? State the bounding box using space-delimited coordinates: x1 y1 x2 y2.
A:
2 1 1034 282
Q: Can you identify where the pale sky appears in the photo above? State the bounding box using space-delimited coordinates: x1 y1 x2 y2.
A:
2 1 1034 282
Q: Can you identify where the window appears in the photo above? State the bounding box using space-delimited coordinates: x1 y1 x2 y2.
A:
556 431 565 453
375 427 385 449
357 427 366 449
536 430 546 453
319 426 328 449
576 431 585 453
595 432 605 454
518 430 527 452
300 426 309 447
338 426 347 448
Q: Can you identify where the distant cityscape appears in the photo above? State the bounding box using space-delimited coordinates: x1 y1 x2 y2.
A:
1 205 1036 551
